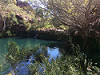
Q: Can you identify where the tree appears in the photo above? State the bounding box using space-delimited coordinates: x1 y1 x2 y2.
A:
0 5 8 32
0 0 17 4
32 0 100 39
0 0 17 32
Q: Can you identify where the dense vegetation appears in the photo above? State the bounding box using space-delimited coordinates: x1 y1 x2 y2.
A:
5 39 100 75
0 0 100 75
0 0 57 38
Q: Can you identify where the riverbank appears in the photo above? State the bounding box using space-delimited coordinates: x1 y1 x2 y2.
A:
0 28 69 42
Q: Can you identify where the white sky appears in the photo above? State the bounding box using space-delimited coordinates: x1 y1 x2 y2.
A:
20 0 25 2
20 0 45 8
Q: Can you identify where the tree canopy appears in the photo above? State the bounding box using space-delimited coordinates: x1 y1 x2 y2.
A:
31 0 100 38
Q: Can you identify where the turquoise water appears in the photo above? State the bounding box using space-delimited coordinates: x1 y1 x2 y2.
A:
0 38 62 75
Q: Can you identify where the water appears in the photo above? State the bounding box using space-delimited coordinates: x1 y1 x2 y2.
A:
0 38 62 75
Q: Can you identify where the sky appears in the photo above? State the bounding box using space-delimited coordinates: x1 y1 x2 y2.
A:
20 0 25 2
20 0 45 8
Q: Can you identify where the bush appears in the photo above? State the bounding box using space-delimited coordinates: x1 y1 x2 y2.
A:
6 41 100 75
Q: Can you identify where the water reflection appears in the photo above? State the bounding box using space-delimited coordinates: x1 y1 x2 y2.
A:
47 47 61 61
0 38 62 75
14 46 61 75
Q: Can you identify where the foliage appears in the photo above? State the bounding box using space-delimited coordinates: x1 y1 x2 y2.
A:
29 54 100 75
0 0 65 33
35 0 100 39
6 41 25 65
0 0 17 5
7 30 12 37
0 65 2 71
0 1 36 33
0 33 3 38
6 41 100 75
6 41 40 66
29 57 83 75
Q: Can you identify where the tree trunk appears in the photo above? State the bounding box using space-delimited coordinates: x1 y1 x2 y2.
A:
2 17 6 33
